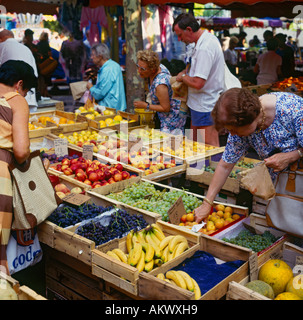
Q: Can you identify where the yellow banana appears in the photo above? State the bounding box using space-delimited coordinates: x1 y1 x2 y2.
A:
173 241 189 259
177 271 195 292
106 250 121 261
161 245 169 263
159 235 174 251
112 248 128 263
126 230 134 253
144 259 154 272
136 250 145 272
132 231 141 246
192 278 201 300
168 235 188 253
154 258 164 267
156 273 165 280
151 224 166 241
129 242 142 266
137 229 146 243
145 231 162 258
165 270 187 290
142 243 155 263
151 222 163 233
149 230 161 246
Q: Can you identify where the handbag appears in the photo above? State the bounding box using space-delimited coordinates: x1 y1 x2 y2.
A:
38 57 58 77
223 62 242 91
265 160 303 238
9 150 62 230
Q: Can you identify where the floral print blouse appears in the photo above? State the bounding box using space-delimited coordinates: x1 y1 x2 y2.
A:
149 64 186 134
223 92 303 178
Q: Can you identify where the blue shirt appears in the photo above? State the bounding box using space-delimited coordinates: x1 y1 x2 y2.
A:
90 59 127 111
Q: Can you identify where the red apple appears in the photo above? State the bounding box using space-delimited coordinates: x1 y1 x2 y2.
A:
92 181 102 189
76 171 87 182
88 172 99 182
107 177 115 184
63 167 73 176
103 170 112 180
100 180 109 186
61 164 69 171
109 167 119 175
76 141 83 147
55 164 62 171
70 158 79 165
86 166 95 175
90 139 97 145
83 179 92 186
54 183 70 194
79 162 88 171
121 171 130 180
62 158 70 166
96 170 105 181
113 171 123 182
114 163 124 172
70 163 80 172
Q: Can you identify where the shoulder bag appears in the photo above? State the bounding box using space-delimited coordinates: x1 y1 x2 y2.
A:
265 160 303 238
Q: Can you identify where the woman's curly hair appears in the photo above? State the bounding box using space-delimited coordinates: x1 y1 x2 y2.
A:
137 50 160 71
211 88 261 131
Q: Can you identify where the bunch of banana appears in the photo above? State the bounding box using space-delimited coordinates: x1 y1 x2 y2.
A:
156 271 201 300
107 224 190 273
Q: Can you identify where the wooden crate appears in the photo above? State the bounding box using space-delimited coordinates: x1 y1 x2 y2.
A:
226 242 303 300
138 234 252 300
252 195 269 215
91 220 200 297
0 271 46 300
214 213 287 265
37 192 160 265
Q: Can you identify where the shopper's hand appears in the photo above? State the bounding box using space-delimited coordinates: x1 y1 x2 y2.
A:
133 100 146 109
176 71 186 82
264 152 291 172
194 202 212 224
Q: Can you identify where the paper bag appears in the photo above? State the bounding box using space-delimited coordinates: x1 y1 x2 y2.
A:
170 76 188 102
70 81 88 100
240 161 276 200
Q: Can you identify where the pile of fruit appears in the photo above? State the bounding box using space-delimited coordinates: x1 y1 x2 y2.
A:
48 202 114 228
41 151 79 164
235 159 257 169
117 128 169 143
271 76 303 91
222 230 278 253
51 157 135 189
203 165 241 179
28 123 44 130
75 208 148 246
244 259 303 300
106 181 203 221
36 115 75 126
198 204 241 235
75 106 115 117
53 182 83 199
57 129 104 149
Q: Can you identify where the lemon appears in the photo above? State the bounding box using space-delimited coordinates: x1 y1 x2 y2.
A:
114 115 123 122
99 120 106 128
105 118 113 126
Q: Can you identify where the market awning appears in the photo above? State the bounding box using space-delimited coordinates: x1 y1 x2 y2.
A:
0 0 59 15
89 0 303 19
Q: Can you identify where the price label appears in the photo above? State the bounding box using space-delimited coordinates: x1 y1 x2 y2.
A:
54 138 68 157
62 193 91 206
249 253 258 281
170 135 183 151
82 144 94 160
168 196 187 225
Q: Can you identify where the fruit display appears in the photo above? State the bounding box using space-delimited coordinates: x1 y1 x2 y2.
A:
35 115 75 126
222 230 278 252
271 76 303 91
75 106 115 118
28 123 44 130
48 202 114 228
235 159 257 169
75 208 148 246
50 156 135 189
41 151 79 164
54 182 83 199
117 128 169 143
156 270 201 300
106 224 190 272
106 181 203 221
244 280 275 299
198 203 242 235
203 165 241 179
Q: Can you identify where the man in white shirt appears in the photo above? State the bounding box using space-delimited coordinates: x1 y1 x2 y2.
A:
0 29 38 113
173 13 224 146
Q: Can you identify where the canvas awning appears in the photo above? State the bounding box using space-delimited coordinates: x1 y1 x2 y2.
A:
0 0 59 15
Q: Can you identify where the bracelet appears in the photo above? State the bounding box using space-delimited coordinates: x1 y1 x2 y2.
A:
203 197 214 206
146 103 150 111
298 149 303 158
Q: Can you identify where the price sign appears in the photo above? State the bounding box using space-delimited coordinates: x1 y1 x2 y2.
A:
82 144 94 160
168 196 187 225
54 138 68 157
249 253 258 281
63 193 91 206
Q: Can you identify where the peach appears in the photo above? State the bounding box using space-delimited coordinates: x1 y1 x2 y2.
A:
55 183 70 194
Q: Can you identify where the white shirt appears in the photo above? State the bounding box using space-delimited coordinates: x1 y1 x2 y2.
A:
0 38 38 112
187 30 225 113
256 50 282 85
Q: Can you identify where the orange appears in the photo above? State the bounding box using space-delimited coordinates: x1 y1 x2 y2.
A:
216 210 224 218
186 213 195 222
215 219 224 229
206 220 215 232
180 214 187 223
224 206 233 214
223 211 232 220
232 214 240 220
59 117 67 124
215 204 225 212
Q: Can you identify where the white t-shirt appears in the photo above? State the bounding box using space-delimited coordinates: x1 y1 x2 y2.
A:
256 51 282 85
0 38 38 111
187 31 225 112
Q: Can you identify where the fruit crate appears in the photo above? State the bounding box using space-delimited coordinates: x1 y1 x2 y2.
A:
147 137 225 165
87 111 140 131
123 126 172 145
226 242 303 300
186 157 261 194
91 220 200 297
0 271 46 300
138 233 252 300
213 213 287 265
252 195 269 215
37 192 160 266
87 177 249 232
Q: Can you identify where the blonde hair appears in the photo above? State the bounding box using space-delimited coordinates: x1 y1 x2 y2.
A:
137 50 160 70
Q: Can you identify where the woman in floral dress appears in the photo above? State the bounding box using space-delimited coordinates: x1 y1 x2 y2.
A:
194 88 303 223
133 50 186 135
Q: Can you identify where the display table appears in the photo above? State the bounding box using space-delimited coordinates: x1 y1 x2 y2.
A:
37 98 64 112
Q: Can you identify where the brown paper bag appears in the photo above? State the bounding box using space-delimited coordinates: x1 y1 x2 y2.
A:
240 161 276 200
70 81 88 100
170 76 188 102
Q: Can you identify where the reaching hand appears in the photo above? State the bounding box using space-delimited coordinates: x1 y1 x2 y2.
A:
194 202 212 224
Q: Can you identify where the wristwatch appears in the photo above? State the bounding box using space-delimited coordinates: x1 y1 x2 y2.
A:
298 149 303 158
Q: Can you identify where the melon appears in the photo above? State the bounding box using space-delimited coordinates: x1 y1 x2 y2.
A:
285 275 303 299
258 259 293 296
244 280 275 299
274 292 301 300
